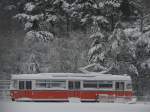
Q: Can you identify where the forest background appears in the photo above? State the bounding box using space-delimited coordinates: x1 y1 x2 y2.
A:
0 0 150 96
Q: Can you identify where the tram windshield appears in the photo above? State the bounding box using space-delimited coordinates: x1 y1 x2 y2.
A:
18 80 32 90
115 82 124 90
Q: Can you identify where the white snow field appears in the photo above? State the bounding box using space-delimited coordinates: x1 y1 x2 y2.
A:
1 102 150 112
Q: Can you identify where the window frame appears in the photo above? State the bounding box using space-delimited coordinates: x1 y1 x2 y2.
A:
83 80 98 89
98 81 113 88
68 81 81 90
35 79 67 90
18 80 32 90
26 81 32 90
19 81 25 90
82 80 113 90
115 81 125 91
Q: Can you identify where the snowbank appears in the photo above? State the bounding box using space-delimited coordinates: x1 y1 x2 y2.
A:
1 102 150 112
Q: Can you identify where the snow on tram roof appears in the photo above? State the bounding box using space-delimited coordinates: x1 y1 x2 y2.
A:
11 73 131 81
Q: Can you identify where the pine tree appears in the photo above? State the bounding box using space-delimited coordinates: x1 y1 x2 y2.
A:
107 22 137 74
135 30 150 95
88 21 138 75
14 0 73 39
88 20 108 71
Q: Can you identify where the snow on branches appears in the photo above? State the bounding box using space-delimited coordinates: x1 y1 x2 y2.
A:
105 0 120 8
24 2 35 12
26 31 54 42
88 20 140 75
15 13 44 22
14 13 44 30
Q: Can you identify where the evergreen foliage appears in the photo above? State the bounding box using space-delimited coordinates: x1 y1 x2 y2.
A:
0 0 150 95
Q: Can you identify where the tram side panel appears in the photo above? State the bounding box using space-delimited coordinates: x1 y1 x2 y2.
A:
10 90 133 101
11 79 132 101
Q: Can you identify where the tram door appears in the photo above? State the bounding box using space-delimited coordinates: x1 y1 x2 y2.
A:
68 81 80 98
19 80 32 97
115 81 125 96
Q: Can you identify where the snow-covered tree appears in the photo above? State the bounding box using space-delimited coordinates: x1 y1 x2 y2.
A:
136 29 150 75
88 20 108 71
21 53 40 74
107 22 138 75
71 0 117 32
88 21 138 75
12 0 141 37
13 0 74 40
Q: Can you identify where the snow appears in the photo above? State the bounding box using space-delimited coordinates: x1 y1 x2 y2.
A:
24 22 33 30
111 40 118 50
1 101 150 112
26 31 54 42
93 4 98 8
62 1 69 8
99 2 104 8
91 16 108 24
129 64 138 75
81 18 87 23
15 13 44 22
141 58 150 69
124 28 141 38
46 14 57 22
88 44 102 55
98 52 105 61
104 1 120 8
53 0 61 5
68 97 81 103
24 3 35 12
90 32 104 39
11 73 131 81
137 31 150 45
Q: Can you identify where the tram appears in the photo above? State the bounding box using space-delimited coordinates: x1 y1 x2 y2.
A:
10 73 133 102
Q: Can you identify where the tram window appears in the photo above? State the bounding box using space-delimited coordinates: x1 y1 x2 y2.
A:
68 81 80 89
26 81 32 89
83 81 97 88
75 81 80 89
19 81 24 90
98 81 113 88
39 83 46 88
68 81 73 89
115 82 119 90
51 80 66 88
36 80 66 88
36 80 47 88
115 82 124 90
120 82 124 90
51 83 60 88
50 80 66 88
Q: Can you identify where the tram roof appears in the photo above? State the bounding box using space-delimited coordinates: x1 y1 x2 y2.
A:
11 73 131 81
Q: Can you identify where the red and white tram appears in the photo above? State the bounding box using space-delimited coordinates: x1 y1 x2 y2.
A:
10 73 133 102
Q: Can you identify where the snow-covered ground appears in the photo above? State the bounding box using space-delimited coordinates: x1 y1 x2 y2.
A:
1 101 150 112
